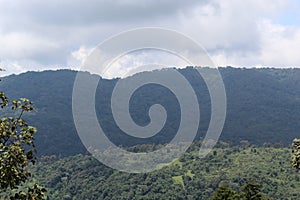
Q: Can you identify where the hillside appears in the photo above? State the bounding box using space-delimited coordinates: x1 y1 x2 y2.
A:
1 67 300 156
30 144 299 199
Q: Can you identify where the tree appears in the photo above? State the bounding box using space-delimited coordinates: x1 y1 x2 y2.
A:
291 138 300 169
211 181 271 200
0 68 46 199
240 181 269 200
210 184 240 200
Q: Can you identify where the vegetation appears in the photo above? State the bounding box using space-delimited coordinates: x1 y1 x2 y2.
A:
292 138 300 169
1 67 300 156
211 181 271 200
0 69 46 199
1 67 300 199
210 184 239 200
28 144 299 199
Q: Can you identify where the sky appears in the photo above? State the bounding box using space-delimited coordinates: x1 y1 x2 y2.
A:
0 0 300 77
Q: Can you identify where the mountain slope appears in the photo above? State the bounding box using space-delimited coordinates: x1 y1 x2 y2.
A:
31 145 300 199
1 67 300 156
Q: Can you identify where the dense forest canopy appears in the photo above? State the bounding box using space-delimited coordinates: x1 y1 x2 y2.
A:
1 67 300 156
1 67 300 199
30 144 299 199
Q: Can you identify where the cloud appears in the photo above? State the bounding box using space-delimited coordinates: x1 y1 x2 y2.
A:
0 59 64 76
258 20 300 67
0 32 60 61
71 46 92 63
103 49 190 78
208 18 300 68
172 0 300 68
178 0 286 51
0 0 299 77
0 0 204 27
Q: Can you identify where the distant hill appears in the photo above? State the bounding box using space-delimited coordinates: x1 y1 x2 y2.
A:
1 67 300 156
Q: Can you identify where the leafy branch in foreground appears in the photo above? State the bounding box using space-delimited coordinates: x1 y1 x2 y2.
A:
0 69 46 199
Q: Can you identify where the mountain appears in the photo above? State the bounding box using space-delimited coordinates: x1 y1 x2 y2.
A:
1 67 300 156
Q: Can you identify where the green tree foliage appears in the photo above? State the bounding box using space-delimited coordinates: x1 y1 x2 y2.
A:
292 138 300 169
30 145 299 199
240 182 265 200
210 184 240 200
0 68 46 199
2 68 300 156
211 181 271 200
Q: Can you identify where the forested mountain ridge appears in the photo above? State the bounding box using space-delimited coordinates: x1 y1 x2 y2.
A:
1 67 300 156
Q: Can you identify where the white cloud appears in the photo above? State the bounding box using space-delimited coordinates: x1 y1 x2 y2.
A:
0 0 299 77
71 46 92 63
0 59 69 77
104 50 190 78
209 19 300 68
0 32 59 61
258 20 300 67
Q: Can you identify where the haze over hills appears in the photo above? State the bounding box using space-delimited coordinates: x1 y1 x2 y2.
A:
1 67 300 156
